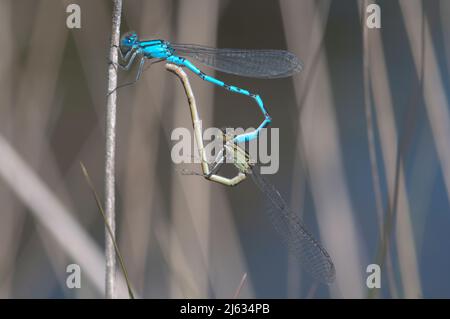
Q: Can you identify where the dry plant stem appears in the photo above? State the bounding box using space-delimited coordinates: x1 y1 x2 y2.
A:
232 273 247 299
105 0 122 299
80 162 135 299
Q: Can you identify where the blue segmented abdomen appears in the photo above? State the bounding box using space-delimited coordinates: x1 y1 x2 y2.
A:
170 56 264 103
167 54 272 143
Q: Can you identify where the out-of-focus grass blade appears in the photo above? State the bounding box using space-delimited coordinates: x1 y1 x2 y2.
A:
232 273 247 299
80 162 135 299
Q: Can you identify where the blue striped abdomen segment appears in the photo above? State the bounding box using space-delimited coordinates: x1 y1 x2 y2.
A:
167 55 272 143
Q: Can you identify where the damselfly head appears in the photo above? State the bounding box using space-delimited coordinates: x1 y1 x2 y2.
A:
120 31 139 51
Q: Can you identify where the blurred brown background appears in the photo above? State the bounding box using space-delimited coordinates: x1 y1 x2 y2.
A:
0 0 449 298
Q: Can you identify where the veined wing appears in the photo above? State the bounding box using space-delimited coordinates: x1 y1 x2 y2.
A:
171 43 303 79
250 166 335 284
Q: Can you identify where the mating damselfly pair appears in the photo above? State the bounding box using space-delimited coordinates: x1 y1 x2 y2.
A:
116 32 335 284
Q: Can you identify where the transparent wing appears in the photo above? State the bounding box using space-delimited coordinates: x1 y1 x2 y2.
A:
250 166 335 284
171 43 303 79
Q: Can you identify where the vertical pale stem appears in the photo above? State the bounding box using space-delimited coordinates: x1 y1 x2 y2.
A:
105 0 122 299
